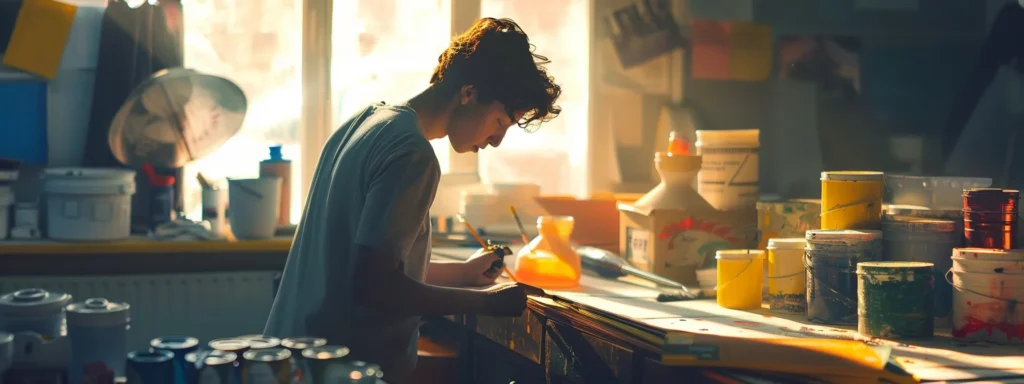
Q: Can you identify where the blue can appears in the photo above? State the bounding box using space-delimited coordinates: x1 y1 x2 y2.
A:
185 349 237 384
126 349 175 384
150 336 199 384
66 298 130 384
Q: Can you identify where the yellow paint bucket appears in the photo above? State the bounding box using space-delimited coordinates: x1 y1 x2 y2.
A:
821 171 884 230
766 238 807 313
716 249 765 310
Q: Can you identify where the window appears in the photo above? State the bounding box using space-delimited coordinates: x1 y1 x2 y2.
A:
181 0 304 223
330 0 453 172
477 0 590 198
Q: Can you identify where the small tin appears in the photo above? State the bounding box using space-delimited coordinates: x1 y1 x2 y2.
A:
151 335 200 384
238 335 281 350
0 288 72 338
66 298 130 383
185 349 237 384
302 346 350 384
281 337 326 383
209 338 250 360
242 348 291 384
126 349 175 384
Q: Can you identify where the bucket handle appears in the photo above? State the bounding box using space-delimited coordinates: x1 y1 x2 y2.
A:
802 255 857 310
944 269 1020 313
715 259 755 292
820 198 877 219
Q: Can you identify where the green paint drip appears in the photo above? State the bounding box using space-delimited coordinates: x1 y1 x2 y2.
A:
857 261 935 339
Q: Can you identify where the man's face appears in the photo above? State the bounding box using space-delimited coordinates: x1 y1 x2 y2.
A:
446 86 520 153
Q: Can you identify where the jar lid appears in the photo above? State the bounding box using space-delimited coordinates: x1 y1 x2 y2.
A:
281 337 327 351
302 345 350 360
185 350 237 367
715 249 765 260
881 217 956 233
151 336 200 351
821 171 884 181
806 229 882 243
766 238 806 250
66 298 130 327
243 347 290 362
0 288 72 316
209 338 250 352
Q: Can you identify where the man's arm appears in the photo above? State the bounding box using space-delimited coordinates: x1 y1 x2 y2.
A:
354 246 491 316
425 260 468 287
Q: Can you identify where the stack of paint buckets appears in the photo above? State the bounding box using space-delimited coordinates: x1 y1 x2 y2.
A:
949 189 1024 344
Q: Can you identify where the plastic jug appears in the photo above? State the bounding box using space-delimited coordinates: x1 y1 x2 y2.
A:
514 215 582 289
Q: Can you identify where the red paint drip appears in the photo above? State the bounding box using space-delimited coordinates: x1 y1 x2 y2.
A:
952 315 1024 340
734 321 760 327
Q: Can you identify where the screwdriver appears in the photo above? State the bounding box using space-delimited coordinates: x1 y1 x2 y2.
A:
575 246 702 301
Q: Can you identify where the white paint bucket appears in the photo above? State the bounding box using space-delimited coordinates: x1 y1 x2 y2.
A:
227 177 281 240
953 248 1024 275
43 168 136 241
950 270 1024 344
695 129 759 211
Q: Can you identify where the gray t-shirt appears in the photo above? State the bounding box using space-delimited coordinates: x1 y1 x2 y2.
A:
265 103 439 383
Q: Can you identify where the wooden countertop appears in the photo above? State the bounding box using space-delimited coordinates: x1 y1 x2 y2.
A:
432 247 1024 383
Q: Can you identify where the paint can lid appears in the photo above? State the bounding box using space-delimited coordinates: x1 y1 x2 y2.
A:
209 338 250 352
766 238 806 250
185 349 237 367
66 298 130 327
237 336 280 350
302 345 351 360
805 229 882 243
953 248 1024 261
883 204 961 221
695 129 760 148
151 336 200 351
882 217 957 233
243 347 291 362
281 337 328 352
715 249 765 260
0 288 72 316
820 171 884 181
856 261 934 274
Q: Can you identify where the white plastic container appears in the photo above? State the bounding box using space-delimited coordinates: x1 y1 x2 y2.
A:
43 168 136 241
66 297 130 383
0 288 73 338
950 270 1024 344
0 186 13 240
695 129 760 211
228 177 281 240
952 248 1024 274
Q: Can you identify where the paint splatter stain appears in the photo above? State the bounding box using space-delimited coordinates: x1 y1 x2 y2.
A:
967 300 972 306
734 321 760 327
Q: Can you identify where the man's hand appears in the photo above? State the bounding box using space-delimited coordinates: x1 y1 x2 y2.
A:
480 282 529 317
459 247 507 287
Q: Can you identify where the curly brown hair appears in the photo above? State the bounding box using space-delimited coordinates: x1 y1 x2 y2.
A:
430 17 562 131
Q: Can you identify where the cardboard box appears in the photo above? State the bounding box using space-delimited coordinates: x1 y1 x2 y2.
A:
619 203 757 287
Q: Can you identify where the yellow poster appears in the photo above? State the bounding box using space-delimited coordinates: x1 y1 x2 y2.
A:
3 0 78 79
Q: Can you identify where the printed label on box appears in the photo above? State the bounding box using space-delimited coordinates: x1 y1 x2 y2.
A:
625 227 651 264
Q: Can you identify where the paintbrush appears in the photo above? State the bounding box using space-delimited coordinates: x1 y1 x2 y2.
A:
456 214 518 282
196 172 214 190
508 206 532 246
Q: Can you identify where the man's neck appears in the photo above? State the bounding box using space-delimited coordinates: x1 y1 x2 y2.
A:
406 87 451 141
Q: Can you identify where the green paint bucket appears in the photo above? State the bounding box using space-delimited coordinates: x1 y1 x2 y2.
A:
856 261 935 339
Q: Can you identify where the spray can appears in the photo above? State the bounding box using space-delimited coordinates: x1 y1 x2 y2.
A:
259 145 291 227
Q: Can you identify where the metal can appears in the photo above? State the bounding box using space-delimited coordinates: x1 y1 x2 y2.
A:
241 348 291 384
238 335 281 350
281 337 327 383
301 346 350 384
126 349 175 384
209 338 250 361
151 335 199 384
185 349 237 384
345 361 384 383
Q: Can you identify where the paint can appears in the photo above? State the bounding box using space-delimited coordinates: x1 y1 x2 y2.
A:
766 238 807 313
238 335 281 350
952 248 1024 274
804 229 882 325
151 336 200 384
185 349 237 384
882 217 957 318
950 269 1024 344
884 204 964 246
857 261 935 339
963 188 1019 250
820 171 884 230
301 346 351 384
756 199 821 249
281 337 327 384
242 348 292 384
715 249 765 310
695 129 760 211
126 349 175 384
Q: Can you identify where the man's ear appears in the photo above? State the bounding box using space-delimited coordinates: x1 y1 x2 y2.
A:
460 85 477 105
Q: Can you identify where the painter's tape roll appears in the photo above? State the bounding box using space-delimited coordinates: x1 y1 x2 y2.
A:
821 171 884 230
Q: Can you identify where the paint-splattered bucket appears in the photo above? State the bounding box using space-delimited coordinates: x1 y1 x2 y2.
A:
756 199 822 249
949 268 1024 344
715 250 765 310
882 217 957 318
884 204 964 246
804 229 883 325
857 261 935 339
766 238 807 313
820 171 884 230
952 248 1024 274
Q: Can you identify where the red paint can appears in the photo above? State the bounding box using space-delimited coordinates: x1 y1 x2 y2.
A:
963 188 1020 249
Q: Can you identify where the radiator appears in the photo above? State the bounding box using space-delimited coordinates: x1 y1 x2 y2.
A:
0 272 277 350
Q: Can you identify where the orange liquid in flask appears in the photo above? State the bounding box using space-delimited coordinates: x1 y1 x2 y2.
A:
513 216 582 289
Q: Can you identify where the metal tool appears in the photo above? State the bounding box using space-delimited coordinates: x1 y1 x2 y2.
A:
456 214 517 282
575 246 702 301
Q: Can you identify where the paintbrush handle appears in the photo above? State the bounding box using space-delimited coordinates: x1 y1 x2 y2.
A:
622 265 690 291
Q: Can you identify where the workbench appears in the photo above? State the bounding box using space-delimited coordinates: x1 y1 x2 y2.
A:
431 247 1024 383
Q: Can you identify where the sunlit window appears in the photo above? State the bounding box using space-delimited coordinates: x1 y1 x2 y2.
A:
330 0 453 172
181 0 304 223
478 0 590 198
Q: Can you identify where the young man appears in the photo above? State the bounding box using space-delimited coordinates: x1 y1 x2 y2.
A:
264 18 561 383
